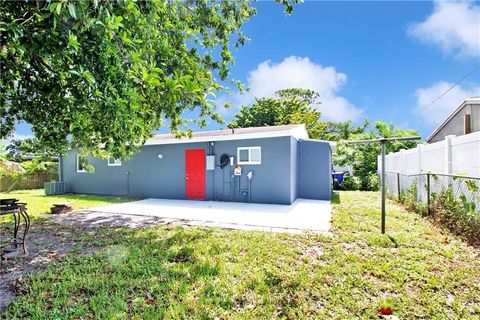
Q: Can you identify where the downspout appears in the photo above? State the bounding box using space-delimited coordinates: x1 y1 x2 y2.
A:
126 170 130 196
210 141 216 201
58 155 63 182
247 170 253 203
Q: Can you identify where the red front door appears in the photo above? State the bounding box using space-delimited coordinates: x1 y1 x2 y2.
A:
185 149 206 199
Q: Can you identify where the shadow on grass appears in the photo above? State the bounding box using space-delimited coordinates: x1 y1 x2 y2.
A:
46 193 140 202
387 235 399 248
331 191 341 204
4 226 226 318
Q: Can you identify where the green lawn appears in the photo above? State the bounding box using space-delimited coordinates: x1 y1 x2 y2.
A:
2 191 480 319
0 189 136 219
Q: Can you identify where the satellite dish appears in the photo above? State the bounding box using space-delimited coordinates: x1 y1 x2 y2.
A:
220 154 230 168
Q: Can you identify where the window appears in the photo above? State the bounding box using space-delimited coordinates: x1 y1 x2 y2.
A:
107 157 122 166
76 154 89 173
237 147 261 165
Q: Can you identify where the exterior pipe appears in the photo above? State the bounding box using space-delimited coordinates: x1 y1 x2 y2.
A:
126 170 130 196
58 156 63 182
247 171 253 203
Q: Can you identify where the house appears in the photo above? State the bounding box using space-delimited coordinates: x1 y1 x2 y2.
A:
59 124 333 205
426 97 480 143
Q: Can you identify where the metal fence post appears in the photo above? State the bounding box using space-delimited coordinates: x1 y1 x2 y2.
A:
427 173 431 215
397 172 401 200
381 142 386 234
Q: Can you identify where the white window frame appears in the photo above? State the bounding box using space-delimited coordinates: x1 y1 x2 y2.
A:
76 154 88 173
237 146 261 165
107 157 122 167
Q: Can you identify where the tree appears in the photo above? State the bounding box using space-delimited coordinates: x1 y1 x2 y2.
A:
335 121 420 191
0 140 7 161
229 88 330 139
1 0 299 158
5 138 45 162
321 119 370 141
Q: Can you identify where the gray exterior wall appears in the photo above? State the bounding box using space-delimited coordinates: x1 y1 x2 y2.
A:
61 136 332 204
211 137 292 204
298 140 332 200
429 103 480 143
289 137 299 204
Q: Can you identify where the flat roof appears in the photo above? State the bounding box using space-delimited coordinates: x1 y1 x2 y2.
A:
144 124 309 145
426 97 480 142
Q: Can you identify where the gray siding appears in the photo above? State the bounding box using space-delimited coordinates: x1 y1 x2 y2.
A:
211 137 292 204
429 104 480 143
298 140 332 200
61 152 130 196
289 136 299 204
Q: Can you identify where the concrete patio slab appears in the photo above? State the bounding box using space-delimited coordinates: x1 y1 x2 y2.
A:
84 198 332 233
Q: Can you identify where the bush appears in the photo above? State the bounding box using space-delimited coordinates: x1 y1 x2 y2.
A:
398 183 479 246
365 173 380 191
336 172 379 191
336 173 361 190
398 184 427 215
430 188 480 246
0 159 26 179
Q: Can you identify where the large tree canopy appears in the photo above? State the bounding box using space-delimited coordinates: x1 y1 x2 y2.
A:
228 88 330 139
0 0 298 158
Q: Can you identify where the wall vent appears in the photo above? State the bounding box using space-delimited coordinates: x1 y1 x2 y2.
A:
464 113 471 135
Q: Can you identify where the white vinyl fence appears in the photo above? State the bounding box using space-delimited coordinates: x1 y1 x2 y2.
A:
379 131 480 178
378 132 480 212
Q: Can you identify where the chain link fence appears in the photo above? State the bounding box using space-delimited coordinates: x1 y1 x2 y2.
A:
383 171 480 213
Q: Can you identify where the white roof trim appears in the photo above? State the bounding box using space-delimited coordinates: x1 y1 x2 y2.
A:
426 97 480 142
144 125 309 146
298 138 336 153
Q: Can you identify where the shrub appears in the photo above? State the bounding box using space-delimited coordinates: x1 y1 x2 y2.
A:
430 188 480 246
398 182 479 246
398 184 427 216
336 173 361 190
365 173 380 191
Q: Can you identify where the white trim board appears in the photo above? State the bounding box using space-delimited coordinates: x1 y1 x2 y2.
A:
144 125 309 146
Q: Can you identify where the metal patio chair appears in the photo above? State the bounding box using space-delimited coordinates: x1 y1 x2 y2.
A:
0 198 31 255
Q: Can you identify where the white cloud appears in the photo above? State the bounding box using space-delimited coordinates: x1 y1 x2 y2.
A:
414 81 480 125
217 56 363 122
5 132 33 142
408 1 480 58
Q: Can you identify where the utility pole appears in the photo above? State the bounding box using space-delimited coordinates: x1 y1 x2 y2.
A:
348 136 421 234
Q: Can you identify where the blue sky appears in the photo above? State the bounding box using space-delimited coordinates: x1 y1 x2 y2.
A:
13 0 480 140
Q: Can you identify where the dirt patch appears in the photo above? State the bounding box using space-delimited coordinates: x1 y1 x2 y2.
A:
0 211 183 313
0 219 99 312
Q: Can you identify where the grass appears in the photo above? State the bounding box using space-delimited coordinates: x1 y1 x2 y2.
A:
0 189 137 220
2 191 480 319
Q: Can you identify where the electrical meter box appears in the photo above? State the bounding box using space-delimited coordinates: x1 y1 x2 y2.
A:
206 155 215 170
234 165 242 176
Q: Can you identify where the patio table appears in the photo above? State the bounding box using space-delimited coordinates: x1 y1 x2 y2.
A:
0 198 30 255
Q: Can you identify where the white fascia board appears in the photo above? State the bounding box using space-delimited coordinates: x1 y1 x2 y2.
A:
299 138 336 153
289 124 309 140
144 126 309 146
329 141 337 154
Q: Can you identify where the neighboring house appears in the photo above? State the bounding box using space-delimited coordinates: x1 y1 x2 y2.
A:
426 97 480 143
60 124 333 204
